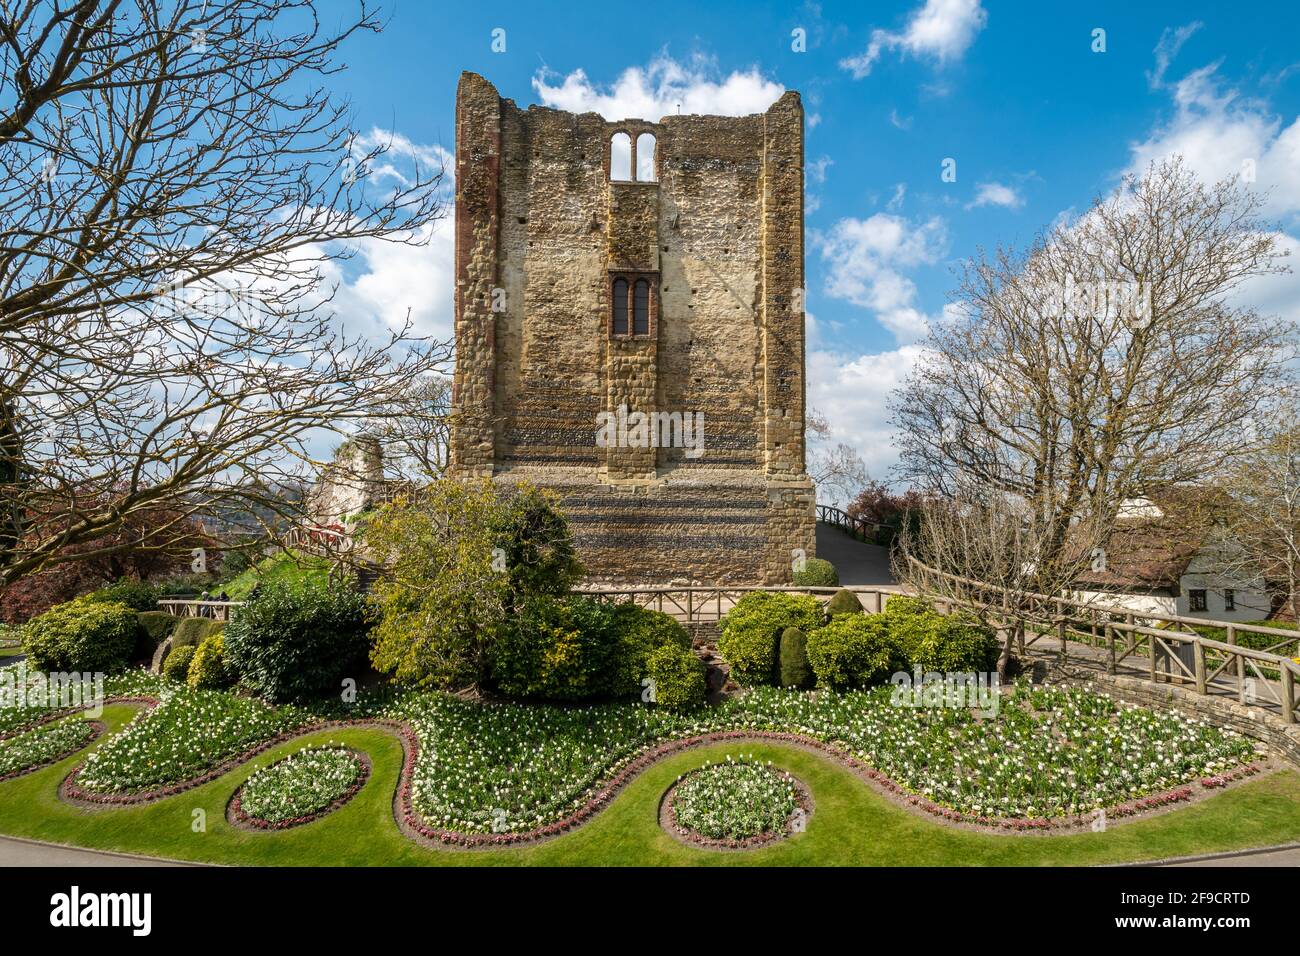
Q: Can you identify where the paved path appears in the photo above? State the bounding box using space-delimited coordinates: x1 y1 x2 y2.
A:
0 835 190 867
816 522 895 586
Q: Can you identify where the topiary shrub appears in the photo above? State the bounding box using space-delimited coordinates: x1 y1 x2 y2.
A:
187 634 229 690
806 614 894 690
223 583 373 703
645 642 706 712
883 595 932 618
778 626 812 688
825 588 863 618
135 610 178 659
169 616 224 649
23 598 139 672
718 592 824 686
84 578 161 612
162 643 196 682
606 603 692 697
887 609 999 673
792 557 839 587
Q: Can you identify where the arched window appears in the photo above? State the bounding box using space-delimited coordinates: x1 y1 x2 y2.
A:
633 279 650 334
635 133 656 182
609 132 632 181
612 278 629 334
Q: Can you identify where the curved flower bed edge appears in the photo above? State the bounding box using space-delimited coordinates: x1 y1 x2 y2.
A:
227 748 372 831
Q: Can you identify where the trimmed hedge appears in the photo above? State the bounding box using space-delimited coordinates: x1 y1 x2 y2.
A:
84 579 161 612
890 610 999 673
778 626 812 688
645 642 706 712
792 557 839 588
162 644 196 682
223 583 373 703
23 599 138 673
607 603 691 697
826 588 863 617
806 614 894 690
718 592 824 686
170 616 224 649
135 611 178 659
187 634 229 690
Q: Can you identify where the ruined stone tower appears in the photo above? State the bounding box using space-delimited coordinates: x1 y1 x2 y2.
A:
450 71 815 584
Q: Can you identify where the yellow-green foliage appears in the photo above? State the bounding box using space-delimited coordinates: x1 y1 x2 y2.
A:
806 614 894 690
23 598 138 672
187 634 229 690
718 592 824 686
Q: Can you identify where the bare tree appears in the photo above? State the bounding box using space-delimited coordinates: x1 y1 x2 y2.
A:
806 407 868 507
894 158 1294 594
1223 405 1300 621
0 1 450 588
368 372 452 483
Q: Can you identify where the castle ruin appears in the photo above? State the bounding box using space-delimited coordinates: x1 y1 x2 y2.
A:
449 71 815 584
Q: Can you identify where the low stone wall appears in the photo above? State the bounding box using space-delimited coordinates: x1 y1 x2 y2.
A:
1089 673 1300 769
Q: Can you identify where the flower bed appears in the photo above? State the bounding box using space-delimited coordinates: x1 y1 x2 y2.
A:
231 746 368 828
666 755 805 848
0 718 99 780
74 687 305 794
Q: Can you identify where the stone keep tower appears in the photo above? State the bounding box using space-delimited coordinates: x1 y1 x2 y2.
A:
450 71 815 584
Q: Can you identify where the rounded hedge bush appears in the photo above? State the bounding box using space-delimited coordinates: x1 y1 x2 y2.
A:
645 642 706 712
888 609 999 673
223 583 373 703
135 610 178 658
187 634 229 690
778 626 812 688
169 616 224 649
805 614 894 690
825 588 863 617
23 599 138 672
607 603 692 697
718 592 824 686
162 643 196 682
792 557 839 587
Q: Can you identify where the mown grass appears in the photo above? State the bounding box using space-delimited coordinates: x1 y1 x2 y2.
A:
2 703 1299 866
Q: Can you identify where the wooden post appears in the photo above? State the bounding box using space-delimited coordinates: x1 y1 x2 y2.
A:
1282 666 1295 725
1106 624 1116 675
1148 630 1158 684
1194 640 1207 696
1228 625 1246 704
1058 618 1067 665
1125 612 1135 653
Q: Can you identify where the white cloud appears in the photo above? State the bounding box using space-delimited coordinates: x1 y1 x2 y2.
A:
532 55 784 121
888 108 913 130
886 183 907 211
808 345 928 478
1148 21 1202 90
841 0 987 79
1127 63 1300 219
816 213 948 342
806 155 834 184
966 181 1024 210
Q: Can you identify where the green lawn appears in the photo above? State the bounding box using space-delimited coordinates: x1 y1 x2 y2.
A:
3 703 1300 866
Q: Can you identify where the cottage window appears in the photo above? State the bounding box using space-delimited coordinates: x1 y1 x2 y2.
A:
1189 589 1207 612
1223 589 1235 611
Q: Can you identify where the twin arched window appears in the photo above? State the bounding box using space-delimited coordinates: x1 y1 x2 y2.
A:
609 132 656 182
611 275 653 336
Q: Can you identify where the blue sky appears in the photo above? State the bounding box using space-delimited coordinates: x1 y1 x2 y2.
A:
324 0 1300 479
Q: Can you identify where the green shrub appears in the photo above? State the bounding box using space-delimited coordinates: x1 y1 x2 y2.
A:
187 635 229 690
162 644 196 682
135 611 178 658
806 614 894 690
645 643 706 712
83 578 161 612
825 588 863 617
778 626 812 688
490 596 614 701
888 610 999 673
170 616 224 649
792 557 839 587
883 595 932 617
606 603 692 697
22 598 139 672
223 583 373 703
718 592 823 686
